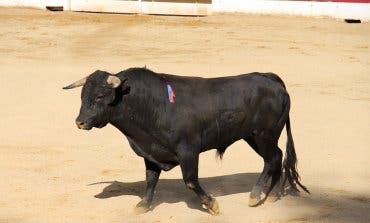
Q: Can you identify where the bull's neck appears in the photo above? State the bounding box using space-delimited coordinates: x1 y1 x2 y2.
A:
109 76 167 138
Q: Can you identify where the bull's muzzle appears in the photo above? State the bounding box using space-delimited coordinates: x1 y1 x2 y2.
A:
75 120 92 130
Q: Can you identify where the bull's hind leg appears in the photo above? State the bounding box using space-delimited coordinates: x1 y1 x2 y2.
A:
135 158 161 214
266 146 284 203
177 149 219 215
244 136 283 207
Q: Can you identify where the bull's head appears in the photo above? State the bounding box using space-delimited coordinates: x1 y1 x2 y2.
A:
63 70 125 130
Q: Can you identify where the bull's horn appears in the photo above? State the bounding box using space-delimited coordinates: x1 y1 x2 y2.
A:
63 77 87 89
107 75 121 88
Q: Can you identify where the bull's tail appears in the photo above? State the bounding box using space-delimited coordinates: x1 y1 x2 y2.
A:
283 115 310 194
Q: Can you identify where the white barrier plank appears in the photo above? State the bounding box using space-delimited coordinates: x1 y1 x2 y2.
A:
70 0 210 15
0 0 369 20
141 2 210 15
212 0 370 20
70 0 141 13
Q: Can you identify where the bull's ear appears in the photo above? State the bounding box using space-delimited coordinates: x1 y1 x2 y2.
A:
63 77 87 89
109 78 129 105
106 75 122 88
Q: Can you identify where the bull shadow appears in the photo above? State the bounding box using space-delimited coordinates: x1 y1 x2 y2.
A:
90 172 259 212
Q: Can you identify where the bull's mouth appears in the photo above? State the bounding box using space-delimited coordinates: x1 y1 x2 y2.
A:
76 121 106 130
81 126 93 130
77 124 93 130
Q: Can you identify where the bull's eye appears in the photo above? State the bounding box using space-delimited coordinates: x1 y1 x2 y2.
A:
95 94 105 102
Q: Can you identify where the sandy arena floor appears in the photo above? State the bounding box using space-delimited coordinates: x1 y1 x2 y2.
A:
0 7 369 223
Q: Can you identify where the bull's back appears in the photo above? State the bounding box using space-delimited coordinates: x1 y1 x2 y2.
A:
166 72 286 113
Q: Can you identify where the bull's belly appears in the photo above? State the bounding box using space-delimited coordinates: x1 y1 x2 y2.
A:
128 138 178 171
201 123 250 151
147 144 179 171
202 135 244 153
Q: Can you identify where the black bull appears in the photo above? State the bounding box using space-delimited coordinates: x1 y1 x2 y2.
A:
63 68 309 214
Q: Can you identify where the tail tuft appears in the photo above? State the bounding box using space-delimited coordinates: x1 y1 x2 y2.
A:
216 147 227 160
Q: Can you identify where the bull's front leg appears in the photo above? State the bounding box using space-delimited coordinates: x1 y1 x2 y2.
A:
177 147 220 215
135 158 161 214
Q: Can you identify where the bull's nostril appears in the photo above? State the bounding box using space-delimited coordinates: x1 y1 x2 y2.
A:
76 120 84 126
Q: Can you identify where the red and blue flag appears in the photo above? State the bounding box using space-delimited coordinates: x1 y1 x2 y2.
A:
166 83 175 103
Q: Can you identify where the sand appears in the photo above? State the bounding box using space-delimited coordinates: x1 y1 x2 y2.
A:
0 7 369 223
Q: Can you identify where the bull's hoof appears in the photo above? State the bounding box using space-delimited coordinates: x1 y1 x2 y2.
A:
248 197 261 207
266 194 280 203
206 198 220 215
248 192 263 207
134 200 150 214
134 206 150 214
249 186 263 207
